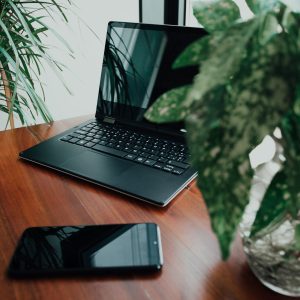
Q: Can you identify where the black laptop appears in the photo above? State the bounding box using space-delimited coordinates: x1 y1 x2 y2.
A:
20 21 207 206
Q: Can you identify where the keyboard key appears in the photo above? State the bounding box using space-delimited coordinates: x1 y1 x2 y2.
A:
176 157 184 162
76 140 86 146
132 149 139 154
125 154 136 160
92 144 127 158
135 157 146 163
139 152 149 158
167 160 190 169
141 147 151 153
70 133 84 139
144 159 156 166
167 155 176 160
159 152 168 158
154 163 164 169
165 164 175 169
69 138 79 143
150 150 159 155
172 167 184 175
84 142 96 148
149 155 159 160
98 140 107 146
158 157 167 163
61 135 72 142
75 130 86 135
107 142 116 147
163 166 173 172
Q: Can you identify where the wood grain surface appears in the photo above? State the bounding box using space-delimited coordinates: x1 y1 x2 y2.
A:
0 116 298 300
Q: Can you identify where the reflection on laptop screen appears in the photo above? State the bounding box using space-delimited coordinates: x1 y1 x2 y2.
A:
96 22 207 133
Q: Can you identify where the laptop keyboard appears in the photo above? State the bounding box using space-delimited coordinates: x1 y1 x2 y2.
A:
60 121 191 175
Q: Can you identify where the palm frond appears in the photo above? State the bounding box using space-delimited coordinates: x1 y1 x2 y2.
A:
0 0 72 128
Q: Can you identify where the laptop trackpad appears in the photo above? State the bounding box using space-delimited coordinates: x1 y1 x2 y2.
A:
60 150 132 182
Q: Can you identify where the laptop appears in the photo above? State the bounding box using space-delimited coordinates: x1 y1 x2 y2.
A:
20 21 207 206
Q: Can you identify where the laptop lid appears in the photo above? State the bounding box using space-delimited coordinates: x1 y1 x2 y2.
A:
95 21 207 136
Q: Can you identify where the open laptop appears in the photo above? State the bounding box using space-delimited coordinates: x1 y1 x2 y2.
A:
20 21 207 206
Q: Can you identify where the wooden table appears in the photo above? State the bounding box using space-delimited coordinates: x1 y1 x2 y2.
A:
0 116 297 300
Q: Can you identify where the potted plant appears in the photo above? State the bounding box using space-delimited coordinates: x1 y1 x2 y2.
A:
145 0 300 296
0 0 72 129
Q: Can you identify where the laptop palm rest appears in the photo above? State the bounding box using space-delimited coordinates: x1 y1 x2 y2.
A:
60 150 133 183
59 149 176 205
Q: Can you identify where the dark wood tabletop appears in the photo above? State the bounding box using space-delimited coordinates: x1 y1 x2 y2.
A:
0 116 297 300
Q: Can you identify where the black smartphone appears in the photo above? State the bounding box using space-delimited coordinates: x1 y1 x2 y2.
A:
7 223 163 277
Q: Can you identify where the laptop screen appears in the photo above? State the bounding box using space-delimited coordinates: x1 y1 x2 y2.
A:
96 22 207 135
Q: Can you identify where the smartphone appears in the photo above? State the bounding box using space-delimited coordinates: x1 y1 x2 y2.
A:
7 223 163 277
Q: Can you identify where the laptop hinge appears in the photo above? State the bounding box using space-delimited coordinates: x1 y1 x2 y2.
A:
103 116 115 124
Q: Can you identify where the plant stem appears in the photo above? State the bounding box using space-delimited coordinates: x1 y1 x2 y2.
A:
0 60 14 128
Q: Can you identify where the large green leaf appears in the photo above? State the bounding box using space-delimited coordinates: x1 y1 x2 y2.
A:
146 0 300 260
293 85 300 116
245 0 281 14
145 85 191 123
250 170 288 237
295 224 300 250
183 18 259 109
185 33 296 259
193 0 241 32
173 33 221 69
258 13 278 44
281 10 300 50
185 85 253 259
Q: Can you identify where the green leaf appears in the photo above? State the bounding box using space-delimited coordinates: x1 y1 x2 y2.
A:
173 34 217 69
295 224 300 250
145 85 191 123
281 114 300 160
280 114 300 212
250 170 288 237
185 85 253 259
183 18 259 109
0 47 53 123
245 0 281 14
6 0 42 48
185 32 296 259
282 10 300 50
193 0 241 32
293 85 300 116
0 0 72 126
258 13 278 44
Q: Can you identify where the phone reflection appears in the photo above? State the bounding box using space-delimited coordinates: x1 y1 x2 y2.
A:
9 224 154 273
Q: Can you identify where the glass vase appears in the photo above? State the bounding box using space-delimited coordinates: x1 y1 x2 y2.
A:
240 137 300 297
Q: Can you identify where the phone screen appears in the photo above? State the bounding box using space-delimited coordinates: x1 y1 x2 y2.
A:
7 223 163 277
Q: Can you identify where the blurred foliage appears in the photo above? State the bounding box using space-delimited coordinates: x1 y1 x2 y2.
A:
0 0 73 128
146 0 300 259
